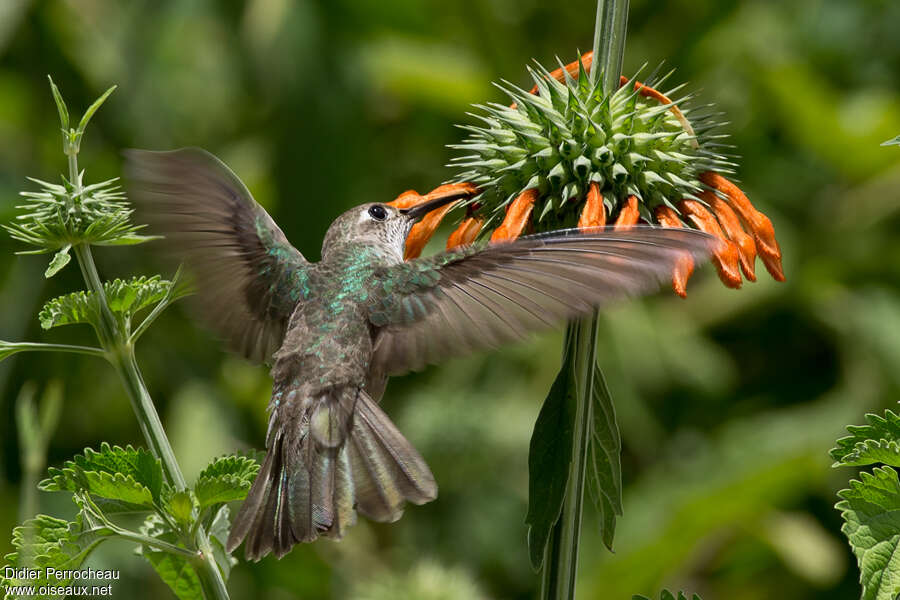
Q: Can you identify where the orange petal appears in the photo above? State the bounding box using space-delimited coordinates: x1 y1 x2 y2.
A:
577 182 606 230
614 195 640 230
699 190 757 282
404 201 456 259
447 216 483 249
619 76 697 145
388 190 424 210
654 205 695 298
678 199 743 289
491 189 538 242
699 172 784 282
424 182 480 202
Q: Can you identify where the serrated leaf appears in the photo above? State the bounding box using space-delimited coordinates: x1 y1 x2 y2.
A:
832 410 900 467
587 363 623 550
194 454 260 510
40 442 164 506
136 515 204 600
837 466 900 600
39 275 185 331
3 513 110 589
632 591 702 600
526 355 576 570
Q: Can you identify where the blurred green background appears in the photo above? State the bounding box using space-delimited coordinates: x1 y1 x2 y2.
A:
1 0 899 598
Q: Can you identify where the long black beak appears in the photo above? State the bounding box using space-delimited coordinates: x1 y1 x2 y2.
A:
400 190 473 222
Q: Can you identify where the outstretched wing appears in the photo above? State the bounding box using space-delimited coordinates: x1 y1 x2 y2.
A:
125 148 310 363
369 226 715 375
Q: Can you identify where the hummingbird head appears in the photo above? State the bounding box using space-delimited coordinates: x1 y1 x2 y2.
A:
322 193 467 262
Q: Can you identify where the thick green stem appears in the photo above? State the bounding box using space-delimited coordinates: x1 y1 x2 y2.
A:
591 0 630 94
540 317 599 599
540 1 629 598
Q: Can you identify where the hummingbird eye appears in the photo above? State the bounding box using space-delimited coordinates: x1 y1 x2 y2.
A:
367 205 388 221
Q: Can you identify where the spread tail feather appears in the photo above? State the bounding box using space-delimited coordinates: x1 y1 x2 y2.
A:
226 390 437 560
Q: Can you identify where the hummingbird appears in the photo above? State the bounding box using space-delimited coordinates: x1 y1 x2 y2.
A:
125 148 714 560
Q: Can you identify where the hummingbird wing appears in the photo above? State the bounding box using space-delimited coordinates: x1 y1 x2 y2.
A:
368 226 715 375
125 148 309 363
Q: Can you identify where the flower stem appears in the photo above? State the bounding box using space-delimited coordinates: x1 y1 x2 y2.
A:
540 1 629 599
540 317 599 599
72 245 229 599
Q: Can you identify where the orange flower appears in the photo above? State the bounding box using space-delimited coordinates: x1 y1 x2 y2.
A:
392 51 784 296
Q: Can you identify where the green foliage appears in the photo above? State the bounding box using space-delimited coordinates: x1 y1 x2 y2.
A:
40 442 164 503
526 356 577 569
2 513 110 590
526 351 622 569
137 515 204 600
836 466 900 600
586 363 622 550
194 455 261 510
833 410 900 599
2 78 153 278
38 275 187 333
633 591 701 600
9 443 259 600
450 57 732 230
832 410 900 468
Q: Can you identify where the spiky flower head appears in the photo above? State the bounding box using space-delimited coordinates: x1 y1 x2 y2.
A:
3 78 154 278
391 52 784 296
450 58 731 232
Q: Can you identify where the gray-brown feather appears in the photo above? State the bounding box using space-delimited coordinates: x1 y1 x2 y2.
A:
369 226 715 375
124 148 309 363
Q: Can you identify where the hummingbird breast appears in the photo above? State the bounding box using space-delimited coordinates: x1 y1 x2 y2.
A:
269 263 377 397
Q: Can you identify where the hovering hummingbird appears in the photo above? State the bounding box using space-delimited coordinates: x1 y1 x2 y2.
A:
125 148 714 560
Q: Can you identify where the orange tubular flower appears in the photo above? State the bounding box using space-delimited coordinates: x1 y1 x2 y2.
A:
388 182 479 259
447 215 484 249
491 189 538 242
614 195 640 230
677 200 743 288
655 206 695 298
577 182 606 229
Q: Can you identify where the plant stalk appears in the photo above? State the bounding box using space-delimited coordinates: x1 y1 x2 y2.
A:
540 1 629 598
70 202 228 597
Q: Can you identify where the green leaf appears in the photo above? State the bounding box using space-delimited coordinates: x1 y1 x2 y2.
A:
3 513 110 589
168 491 195 526
40 442 164 506
832 410 900 467
44 244 71 278
837 466 900 600
39 275 185 331
137 516 203 600
526 356 576 570
207 505 238 580
47 75 69 130
586 363 623 550
194 454 260 510
77 85 116 134
632 591 702 600
882 135 900 147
